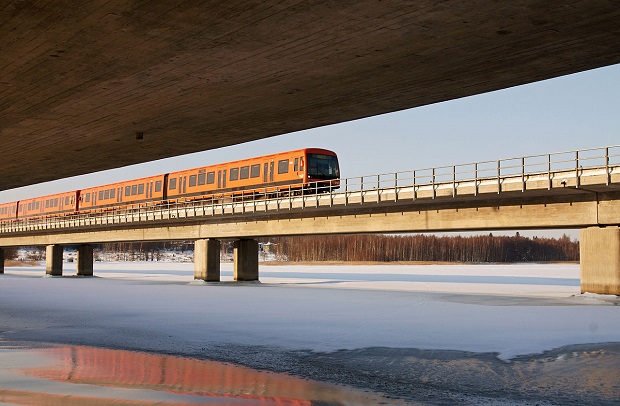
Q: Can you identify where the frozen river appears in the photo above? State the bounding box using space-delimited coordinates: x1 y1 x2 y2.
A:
0 261 618 405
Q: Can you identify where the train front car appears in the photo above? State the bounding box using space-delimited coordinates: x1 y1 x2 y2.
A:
303 148 340 192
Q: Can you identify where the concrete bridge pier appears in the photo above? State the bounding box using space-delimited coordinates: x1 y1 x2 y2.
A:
194 239 221 281
234 239 259 281
0 248 4 274
580 226 620 295
46 244 63 276
77 244 94 276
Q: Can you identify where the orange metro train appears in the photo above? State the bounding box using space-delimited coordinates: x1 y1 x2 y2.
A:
0 148 340 222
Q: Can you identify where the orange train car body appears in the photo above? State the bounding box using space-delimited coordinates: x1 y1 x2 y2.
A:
17 191 79 220
0 148 340 222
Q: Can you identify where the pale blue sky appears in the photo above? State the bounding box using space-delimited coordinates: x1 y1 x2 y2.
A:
2 64 619 238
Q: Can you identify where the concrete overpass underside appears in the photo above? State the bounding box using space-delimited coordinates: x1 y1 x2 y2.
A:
2 0 620 191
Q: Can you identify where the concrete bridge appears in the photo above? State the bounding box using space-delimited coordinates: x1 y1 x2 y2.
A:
2 1 620 191
1 146 619 295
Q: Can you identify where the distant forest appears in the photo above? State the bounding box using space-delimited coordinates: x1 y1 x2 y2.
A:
4 233 579 263
265 233 579 263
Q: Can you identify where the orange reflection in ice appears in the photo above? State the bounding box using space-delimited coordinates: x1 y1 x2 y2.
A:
19 346 364 405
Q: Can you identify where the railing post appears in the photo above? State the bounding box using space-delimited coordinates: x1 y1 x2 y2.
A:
432 168 436 199
575 151 580 189
474 163 478 196
413 170 417 200
360 176 364 204
377 174 380 203
329 181 333 207
521 157 525 192
547 153 552 190
497 160 501 194
344 178 348 206
394 173 398 202
606 147 610 186
452 165 456 198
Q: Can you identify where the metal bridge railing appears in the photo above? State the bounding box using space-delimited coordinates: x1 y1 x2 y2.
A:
1 145 618 234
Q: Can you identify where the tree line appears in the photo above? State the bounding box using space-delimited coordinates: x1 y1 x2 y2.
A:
264 233 579 263
3 233 579 263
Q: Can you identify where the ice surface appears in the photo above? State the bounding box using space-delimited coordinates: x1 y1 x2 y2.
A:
1 262 618 360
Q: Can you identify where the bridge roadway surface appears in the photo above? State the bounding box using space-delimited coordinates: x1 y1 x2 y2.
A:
2 1 620 191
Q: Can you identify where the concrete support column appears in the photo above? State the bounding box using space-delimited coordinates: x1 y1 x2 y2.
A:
580 226 620 295
0 248 4 274
46 244 63 276
234 239 259 281
77 244 94 276
194 239 221 281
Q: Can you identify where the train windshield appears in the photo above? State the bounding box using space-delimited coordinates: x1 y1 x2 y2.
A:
307 153 340 179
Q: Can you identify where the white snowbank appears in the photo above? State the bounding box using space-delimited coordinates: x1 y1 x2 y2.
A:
1 262 618 360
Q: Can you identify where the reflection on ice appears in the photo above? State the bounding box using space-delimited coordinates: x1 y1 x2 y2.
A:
3 345 403 405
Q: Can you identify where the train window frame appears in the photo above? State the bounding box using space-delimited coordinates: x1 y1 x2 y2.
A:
169 178 177 190
54 198 59 207
36 202 40 210
110 189 115 199
240 166 249 180
189 174 197 187
207 172 215 184
104 190 110 200
99 191 104 200
197 172 206 186
138 184 144 195
45 200 49 208
131 185 138 196
124 186 130 196
250 164 260 178
294 158 299 171
155 181 162 192
65 197 70 205
278 159 289 174
28 202 32 211
85 193 90 203
229 168 239 181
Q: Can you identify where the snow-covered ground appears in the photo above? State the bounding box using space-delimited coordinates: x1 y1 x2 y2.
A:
1 261 618 360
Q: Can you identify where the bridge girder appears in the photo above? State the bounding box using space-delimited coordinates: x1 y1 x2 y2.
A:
2 1 620 191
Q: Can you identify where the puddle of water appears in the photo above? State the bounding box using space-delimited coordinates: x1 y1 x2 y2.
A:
0 344 403 405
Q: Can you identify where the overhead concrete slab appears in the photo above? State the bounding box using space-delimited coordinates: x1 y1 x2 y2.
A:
2 1 620 190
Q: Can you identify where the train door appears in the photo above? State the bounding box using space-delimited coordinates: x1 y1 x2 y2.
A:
93 191 97 206
263 163 268 183
269 161 274 182
163 174 169 200
218 170 222 189
146 182 152 199
222 170 227 189
117 187 122 203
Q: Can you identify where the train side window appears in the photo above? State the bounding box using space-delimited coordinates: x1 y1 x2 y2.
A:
207 172 215 184
240 166 249 180
99 191 104 200
124 186 130 196
155 181 162 192
65 197 70 205
104 190 110 200
85 194 90 203
169 178 177 190
189 175 197 187
110 189 115 199
36 202 40 210
54 198 59 207
137 184 144 195
278 159 289 174
45 200 49 208
28 203 32 211
294 158 299 171
197 172 205 186
229 168 239 181
131 185 138 195
250 164 260 178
